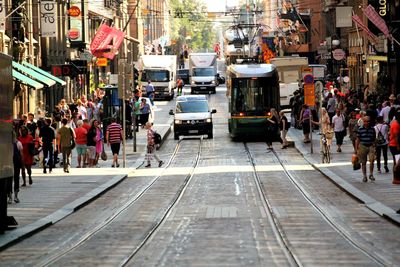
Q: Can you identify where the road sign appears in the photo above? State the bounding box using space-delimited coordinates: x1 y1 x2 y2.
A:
303 74 314 84
304 83 315 107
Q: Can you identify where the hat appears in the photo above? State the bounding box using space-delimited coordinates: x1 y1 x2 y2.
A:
389 94 396 100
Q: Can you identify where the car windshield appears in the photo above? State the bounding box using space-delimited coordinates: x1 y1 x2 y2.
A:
193 68 214 77
176 101 209 113
141 70 169 82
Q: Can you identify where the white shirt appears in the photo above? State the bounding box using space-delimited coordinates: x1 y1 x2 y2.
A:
332 114 345 132
379 106 391 123
374 123 389 145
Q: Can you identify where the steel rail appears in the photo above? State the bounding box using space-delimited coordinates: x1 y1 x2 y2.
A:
37 139 187 267
269 148 386 266
244 143 302 267
119 136 204 266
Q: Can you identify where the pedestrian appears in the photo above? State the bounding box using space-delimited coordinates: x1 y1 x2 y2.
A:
144 122 164 168
94 120 103 167
332 108 346 152
177 78 184 96
348 111 359 153
140 98 151 128
313 107 333 151
265 108 279 150
76 99 87 120
74 120 88 168
299 104 311 143
8 132 23 203
374 116 389 173
57 118 76 173
40 118 56 174
279 111 289 149
389 110 400 184
18 126 34 186
146 80 155 105
326 92 336 122
289 91 299 128
106 117 123 168
86 119 98 168
355 116 376 182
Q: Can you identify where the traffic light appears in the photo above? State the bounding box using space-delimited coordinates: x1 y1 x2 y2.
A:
133 66 139 90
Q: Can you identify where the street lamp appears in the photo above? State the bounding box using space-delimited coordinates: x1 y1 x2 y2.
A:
330 36 340 77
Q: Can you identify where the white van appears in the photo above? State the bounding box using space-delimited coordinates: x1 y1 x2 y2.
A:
169 95 217 140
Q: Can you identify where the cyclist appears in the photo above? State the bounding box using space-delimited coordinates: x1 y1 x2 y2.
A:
312 108 333 158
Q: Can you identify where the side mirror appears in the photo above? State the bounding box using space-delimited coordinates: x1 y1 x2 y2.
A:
211 109 217 114
169 109 174 115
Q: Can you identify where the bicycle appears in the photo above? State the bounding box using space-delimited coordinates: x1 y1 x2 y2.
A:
321 133 331 163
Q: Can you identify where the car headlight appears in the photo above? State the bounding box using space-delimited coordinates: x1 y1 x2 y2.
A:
211 80 216 85
175 119 182 124
206 118 212 123
191 80 196 85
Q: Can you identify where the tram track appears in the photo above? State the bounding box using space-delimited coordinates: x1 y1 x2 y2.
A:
35 137 204 267
244 142 388 266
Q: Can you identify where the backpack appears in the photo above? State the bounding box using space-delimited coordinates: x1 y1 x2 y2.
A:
376 126 386 145
153 131 162 145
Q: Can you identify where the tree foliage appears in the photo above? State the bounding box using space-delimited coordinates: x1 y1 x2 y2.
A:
169 0 216 53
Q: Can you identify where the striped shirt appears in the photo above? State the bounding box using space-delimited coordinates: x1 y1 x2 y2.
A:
107 123 122 144
357 126 375 146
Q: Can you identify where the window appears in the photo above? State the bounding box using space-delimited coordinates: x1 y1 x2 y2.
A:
176 101 209 113
193 68 215 77
141 70 169 82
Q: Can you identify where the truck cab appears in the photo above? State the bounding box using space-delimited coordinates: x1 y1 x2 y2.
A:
140 55 177 100
189 53 218 94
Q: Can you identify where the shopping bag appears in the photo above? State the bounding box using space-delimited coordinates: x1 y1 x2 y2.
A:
352 154 361 170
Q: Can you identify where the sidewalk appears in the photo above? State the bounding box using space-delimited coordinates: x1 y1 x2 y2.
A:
0 109 173 251
287 128 400 225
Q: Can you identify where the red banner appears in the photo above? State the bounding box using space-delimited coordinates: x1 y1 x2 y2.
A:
362 5 391 40
90 24 125 60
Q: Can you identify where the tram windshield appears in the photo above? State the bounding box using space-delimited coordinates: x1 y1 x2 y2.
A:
231 78 279 114
141 70 169 82
176 101 209 113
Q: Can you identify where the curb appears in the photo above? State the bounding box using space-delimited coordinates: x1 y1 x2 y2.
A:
0 173 129 251
287 130 400 225
0 121 173 251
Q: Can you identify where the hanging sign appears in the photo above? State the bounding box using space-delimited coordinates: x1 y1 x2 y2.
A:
0 0 5 31
40 0 57 37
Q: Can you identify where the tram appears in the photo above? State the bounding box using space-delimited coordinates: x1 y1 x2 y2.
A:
226 63 280 139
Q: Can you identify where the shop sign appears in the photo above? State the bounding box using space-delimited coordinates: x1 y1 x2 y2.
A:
68 6 81 17
97 58 108 67
332 49 346 60
304 83 315 107
40 0 57 37
0 0 5 31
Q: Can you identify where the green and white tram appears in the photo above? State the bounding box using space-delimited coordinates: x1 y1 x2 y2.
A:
226 63 280 139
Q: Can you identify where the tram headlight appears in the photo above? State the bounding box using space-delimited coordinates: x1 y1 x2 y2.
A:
175 119 182 124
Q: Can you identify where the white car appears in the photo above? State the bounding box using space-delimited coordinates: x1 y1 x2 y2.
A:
169 95 216 140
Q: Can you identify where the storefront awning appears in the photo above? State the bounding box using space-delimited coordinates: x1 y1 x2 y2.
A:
12 61 56 87
22 61 66 86
12 69 44 90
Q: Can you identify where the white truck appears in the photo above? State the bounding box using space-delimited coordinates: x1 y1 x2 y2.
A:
139 55 177 100
189 53 218 94
270 56 309 109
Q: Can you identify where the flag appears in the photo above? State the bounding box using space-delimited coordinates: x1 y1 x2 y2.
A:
362 5 392 41
90 24 125 60
352 15 379 43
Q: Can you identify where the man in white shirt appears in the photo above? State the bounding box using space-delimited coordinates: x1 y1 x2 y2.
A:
332 109 345 152
379 101 391 124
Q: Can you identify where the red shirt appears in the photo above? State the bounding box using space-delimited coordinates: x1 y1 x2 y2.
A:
74 127 88 145
82 123 91 132
389 120 400 147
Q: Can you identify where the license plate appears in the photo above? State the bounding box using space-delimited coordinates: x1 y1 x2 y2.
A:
188 130 198 134
200 87 207 90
